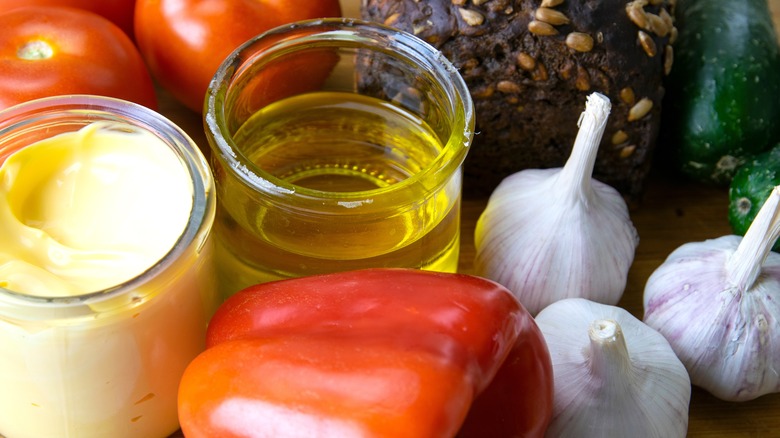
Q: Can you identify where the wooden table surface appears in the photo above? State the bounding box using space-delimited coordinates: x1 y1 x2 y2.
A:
161 1 780 435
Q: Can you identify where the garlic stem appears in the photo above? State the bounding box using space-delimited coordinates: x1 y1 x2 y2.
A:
557 92 611 200
539 300 691 436
726 186 780 291
588 319 632 381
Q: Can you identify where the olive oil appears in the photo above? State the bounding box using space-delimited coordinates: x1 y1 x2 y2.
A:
213 91 461 295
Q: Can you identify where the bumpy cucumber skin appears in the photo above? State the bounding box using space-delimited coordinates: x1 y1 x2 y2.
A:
728 144 780 250
664 0 780 185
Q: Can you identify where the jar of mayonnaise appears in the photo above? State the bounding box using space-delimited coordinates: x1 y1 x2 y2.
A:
0 95 217 438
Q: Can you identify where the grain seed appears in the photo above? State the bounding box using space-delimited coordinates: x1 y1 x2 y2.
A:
528 20 559 36
620 145 637 159
517 52 536 71
647 13 669 37
472 85 496 99
559 60 575 80
383 13 401 27
664 44 674 75
669 26 678 44
532 62 549 81
413 21 433 35
535 7 570 25
638 30 657 57
626 2 650 30
575 65 590 91
659 8 674 28
566 32 594 52
541 0 564 7
612 130 629 145
459 8 485 26
628 98 653 121
620 87 636 105
497 80 522 93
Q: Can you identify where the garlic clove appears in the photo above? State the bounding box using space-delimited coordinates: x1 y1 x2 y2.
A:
536 298 690 437
474 93 638 315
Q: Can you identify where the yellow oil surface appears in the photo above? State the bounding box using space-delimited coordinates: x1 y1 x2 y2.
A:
214 91 461 295
235 92 441 191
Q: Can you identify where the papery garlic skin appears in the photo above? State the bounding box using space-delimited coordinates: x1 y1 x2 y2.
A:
536 298 690 438
474 170 637 315
644 235 780 402
474 93 638 315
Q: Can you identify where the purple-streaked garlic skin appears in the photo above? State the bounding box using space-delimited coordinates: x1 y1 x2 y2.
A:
474 92 638 316
644 235 780 402
536 298 690 438
475 167 638 315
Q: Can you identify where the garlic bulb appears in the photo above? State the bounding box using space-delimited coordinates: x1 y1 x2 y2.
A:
474 92 638 315
644 186 780 402
535 298 690 438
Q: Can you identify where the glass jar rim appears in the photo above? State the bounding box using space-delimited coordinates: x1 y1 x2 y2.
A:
205 17 475 204
0 95 215 312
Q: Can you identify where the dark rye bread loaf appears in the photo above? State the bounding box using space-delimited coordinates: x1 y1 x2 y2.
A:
362 0 676 202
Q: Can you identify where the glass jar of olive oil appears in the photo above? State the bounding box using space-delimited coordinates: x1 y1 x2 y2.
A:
205 18 475 298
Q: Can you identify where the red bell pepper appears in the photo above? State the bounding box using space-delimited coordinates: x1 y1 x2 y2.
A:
178 268 553 437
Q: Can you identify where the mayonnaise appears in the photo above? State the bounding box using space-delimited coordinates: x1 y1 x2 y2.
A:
0 121 192 296
0 118 217 438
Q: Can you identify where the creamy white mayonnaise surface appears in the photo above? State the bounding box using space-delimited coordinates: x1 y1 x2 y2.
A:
0 121 217 438
0 121 192 295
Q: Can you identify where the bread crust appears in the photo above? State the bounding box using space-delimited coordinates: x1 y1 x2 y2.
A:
362 0 676 201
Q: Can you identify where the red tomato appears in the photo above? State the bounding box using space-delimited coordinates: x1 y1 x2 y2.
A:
224 31 342 125
134 0 342 112
0 6 157 111
0 0 136 39
178 269 554 437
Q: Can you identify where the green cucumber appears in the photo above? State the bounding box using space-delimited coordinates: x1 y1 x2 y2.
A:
728 143 780 250
663 0 780 185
